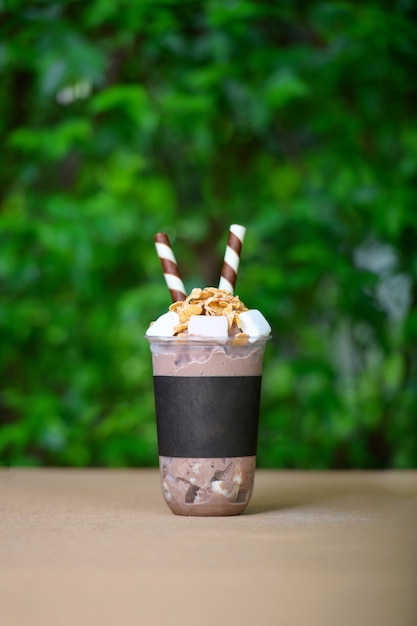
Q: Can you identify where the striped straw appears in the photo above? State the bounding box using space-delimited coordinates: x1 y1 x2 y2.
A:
218 224 246 294
154 233 187 302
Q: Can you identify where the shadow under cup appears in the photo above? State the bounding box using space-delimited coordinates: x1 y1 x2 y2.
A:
146 336 269 516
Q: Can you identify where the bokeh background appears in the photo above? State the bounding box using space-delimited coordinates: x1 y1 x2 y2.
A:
1 0 416 469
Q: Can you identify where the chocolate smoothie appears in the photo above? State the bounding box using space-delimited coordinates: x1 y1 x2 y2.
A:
148 337 268 516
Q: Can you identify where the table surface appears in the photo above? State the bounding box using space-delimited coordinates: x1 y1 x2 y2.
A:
1 469 416 626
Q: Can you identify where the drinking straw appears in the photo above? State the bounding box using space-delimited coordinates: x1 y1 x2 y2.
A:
154 232 187 302
218 224 246 294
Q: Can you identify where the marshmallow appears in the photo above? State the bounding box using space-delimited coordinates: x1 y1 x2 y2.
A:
146 311 179 336
188 315 228 337
238 310 271 337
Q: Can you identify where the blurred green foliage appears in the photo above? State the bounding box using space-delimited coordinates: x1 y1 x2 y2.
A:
1 0 416 468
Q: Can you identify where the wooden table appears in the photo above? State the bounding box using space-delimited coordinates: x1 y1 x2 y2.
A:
1 469 416 626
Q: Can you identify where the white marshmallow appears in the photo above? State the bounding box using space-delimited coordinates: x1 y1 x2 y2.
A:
238 310 271 337
188 315 228 337
146 311 179 337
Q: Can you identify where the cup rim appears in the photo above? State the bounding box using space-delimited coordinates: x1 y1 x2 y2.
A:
145 334 271 345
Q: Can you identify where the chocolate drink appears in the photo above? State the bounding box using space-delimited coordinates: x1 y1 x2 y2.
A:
147 336 268 516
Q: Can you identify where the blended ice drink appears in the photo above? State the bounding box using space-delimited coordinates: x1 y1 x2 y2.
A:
146 227 271 516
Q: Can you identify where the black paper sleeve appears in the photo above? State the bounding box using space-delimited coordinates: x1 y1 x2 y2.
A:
153 376 262 457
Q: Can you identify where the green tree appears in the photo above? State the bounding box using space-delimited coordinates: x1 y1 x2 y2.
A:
1 0 416 468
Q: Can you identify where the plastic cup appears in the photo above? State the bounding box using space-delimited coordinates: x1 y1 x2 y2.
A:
146 335 269 516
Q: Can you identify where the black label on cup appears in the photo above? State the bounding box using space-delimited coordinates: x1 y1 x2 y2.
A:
153 376 262 457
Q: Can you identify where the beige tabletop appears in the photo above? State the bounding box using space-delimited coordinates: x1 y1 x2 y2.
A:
1 469 416 626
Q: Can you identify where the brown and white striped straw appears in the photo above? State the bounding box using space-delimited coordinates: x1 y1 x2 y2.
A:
154 232 187 302
218 224 246 294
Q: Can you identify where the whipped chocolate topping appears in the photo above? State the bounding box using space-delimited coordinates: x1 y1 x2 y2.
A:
150 340 265 377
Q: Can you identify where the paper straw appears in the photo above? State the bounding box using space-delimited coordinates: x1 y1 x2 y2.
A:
154 233 187 302
218 224 246 294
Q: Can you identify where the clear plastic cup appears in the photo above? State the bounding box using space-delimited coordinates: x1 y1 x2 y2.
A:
146 336 269 516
